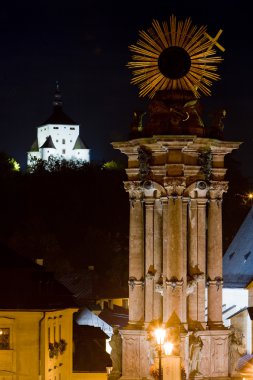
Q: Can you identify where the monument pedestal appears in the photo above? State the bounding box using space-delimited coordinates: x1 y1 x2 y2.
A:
120 328 151 380
181 330 230 380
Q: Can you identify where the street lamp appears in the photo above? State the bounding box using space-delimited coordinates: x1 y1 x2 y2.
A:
154 328 166 380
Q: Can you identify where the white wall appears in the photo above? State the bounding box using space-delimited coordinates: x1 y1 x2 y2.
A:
222 288 248 327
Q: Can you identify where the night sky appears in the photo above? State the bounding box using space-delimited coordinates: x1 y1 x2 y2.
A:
1 0 253 177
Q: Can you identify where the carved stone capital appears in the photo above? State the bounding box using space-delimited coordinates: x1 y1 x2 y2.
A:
206 276 223 290
124 181 143 200
209 181 228 200
164 177 186 197
128 277 145 290
166 277 184 290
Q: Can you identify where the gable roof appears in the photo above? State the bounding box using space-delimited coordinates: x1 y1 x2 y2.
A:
41 105 78 126
223 207 253 288
29 139 39 152
73 136 88 150
40 135 56 149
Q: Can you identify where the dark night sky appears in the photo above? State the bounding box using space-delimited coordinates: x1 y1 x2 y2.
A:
1 0 253 177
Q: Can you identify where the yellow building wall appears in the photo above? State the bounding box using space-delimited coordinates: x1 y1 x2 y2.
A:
0 311 42 380
72 373 107 380
0 308 77 380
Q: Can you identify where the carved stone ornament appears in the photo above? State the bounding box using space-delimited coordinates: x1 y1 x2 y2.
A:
186 273 205 296
128 277 145 290
124 181 143 201
209 180 228 199
137 147 151 181
154 275 164 295
164 177 186 197
166 277 183 290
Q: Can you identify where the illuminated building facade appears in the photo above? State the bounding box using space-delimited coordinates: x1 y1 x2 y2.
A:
27 84 90 167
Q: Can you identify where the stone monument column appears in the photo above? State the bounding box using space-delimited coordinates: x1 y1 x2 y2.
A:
196 198 207 323
207 181 228 328
125 181 145 325
144 199 155 324
188 198 198 323
153 198 163 322
164 178 185 325
181 197 188 326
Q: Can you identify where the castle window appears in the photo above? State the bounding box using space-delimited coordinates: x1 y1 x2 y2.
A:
70 127 75 130
62 149 66 154
62 139 65 144
56 139 59 142
53 127 59 129
0 328 10 349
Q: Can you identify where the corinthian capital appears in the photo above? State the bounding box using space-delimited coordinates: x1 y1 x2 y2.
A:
209 181 228 199
164 177 186 197
124 181 143 200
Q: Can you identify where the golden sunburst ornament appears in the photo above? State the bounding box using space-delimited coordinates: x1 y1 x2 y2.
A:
127 15 224 98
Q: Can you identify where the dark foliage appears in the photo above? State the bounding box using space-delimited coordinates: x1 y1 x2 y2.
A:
0 159 129 299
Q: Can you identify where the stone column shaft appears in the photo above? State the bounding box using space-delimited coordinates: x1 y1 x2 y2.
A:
129 199 144 324
197 199 207 322
165 197 183 324
207 198 223 326
162 199 168 324
144 200 154 323
188 198 198 322
153 199 163 321
181 198 188 325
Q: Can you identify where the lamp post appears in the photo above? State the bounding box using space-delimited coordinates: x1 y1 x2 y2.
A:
154 328 166 380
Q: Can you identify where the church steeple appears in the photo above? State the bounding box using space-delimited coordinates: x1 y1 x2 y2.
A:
53 81 63 108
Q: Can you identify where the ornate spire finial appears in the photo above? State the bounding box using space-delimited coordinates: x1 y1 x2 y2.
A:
53 81 63 108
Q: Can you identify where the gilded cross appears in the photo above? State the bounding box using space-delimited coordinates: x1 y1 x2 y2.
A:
204 29 225 52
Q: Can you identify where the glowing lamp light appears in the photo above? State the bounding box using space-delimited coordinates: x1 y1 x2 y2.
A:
248 193 253 199
154 328 166 345
164 341 174 356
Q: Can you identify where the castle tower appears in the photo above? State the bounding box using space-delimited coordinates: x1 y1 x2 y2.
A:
27 82 90 168
112 16 241 380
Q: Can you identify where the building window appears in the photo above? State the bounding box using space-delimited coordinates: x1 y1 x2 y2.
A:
62 149 66 154
62 139 65 144
0 328 10 349
53 127 59 129
70 127 75 130
70 140 72 142
56 139 59 142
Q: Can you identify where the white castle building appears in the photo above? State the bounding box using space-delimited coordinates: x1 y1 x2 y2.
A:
27 84 90 167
